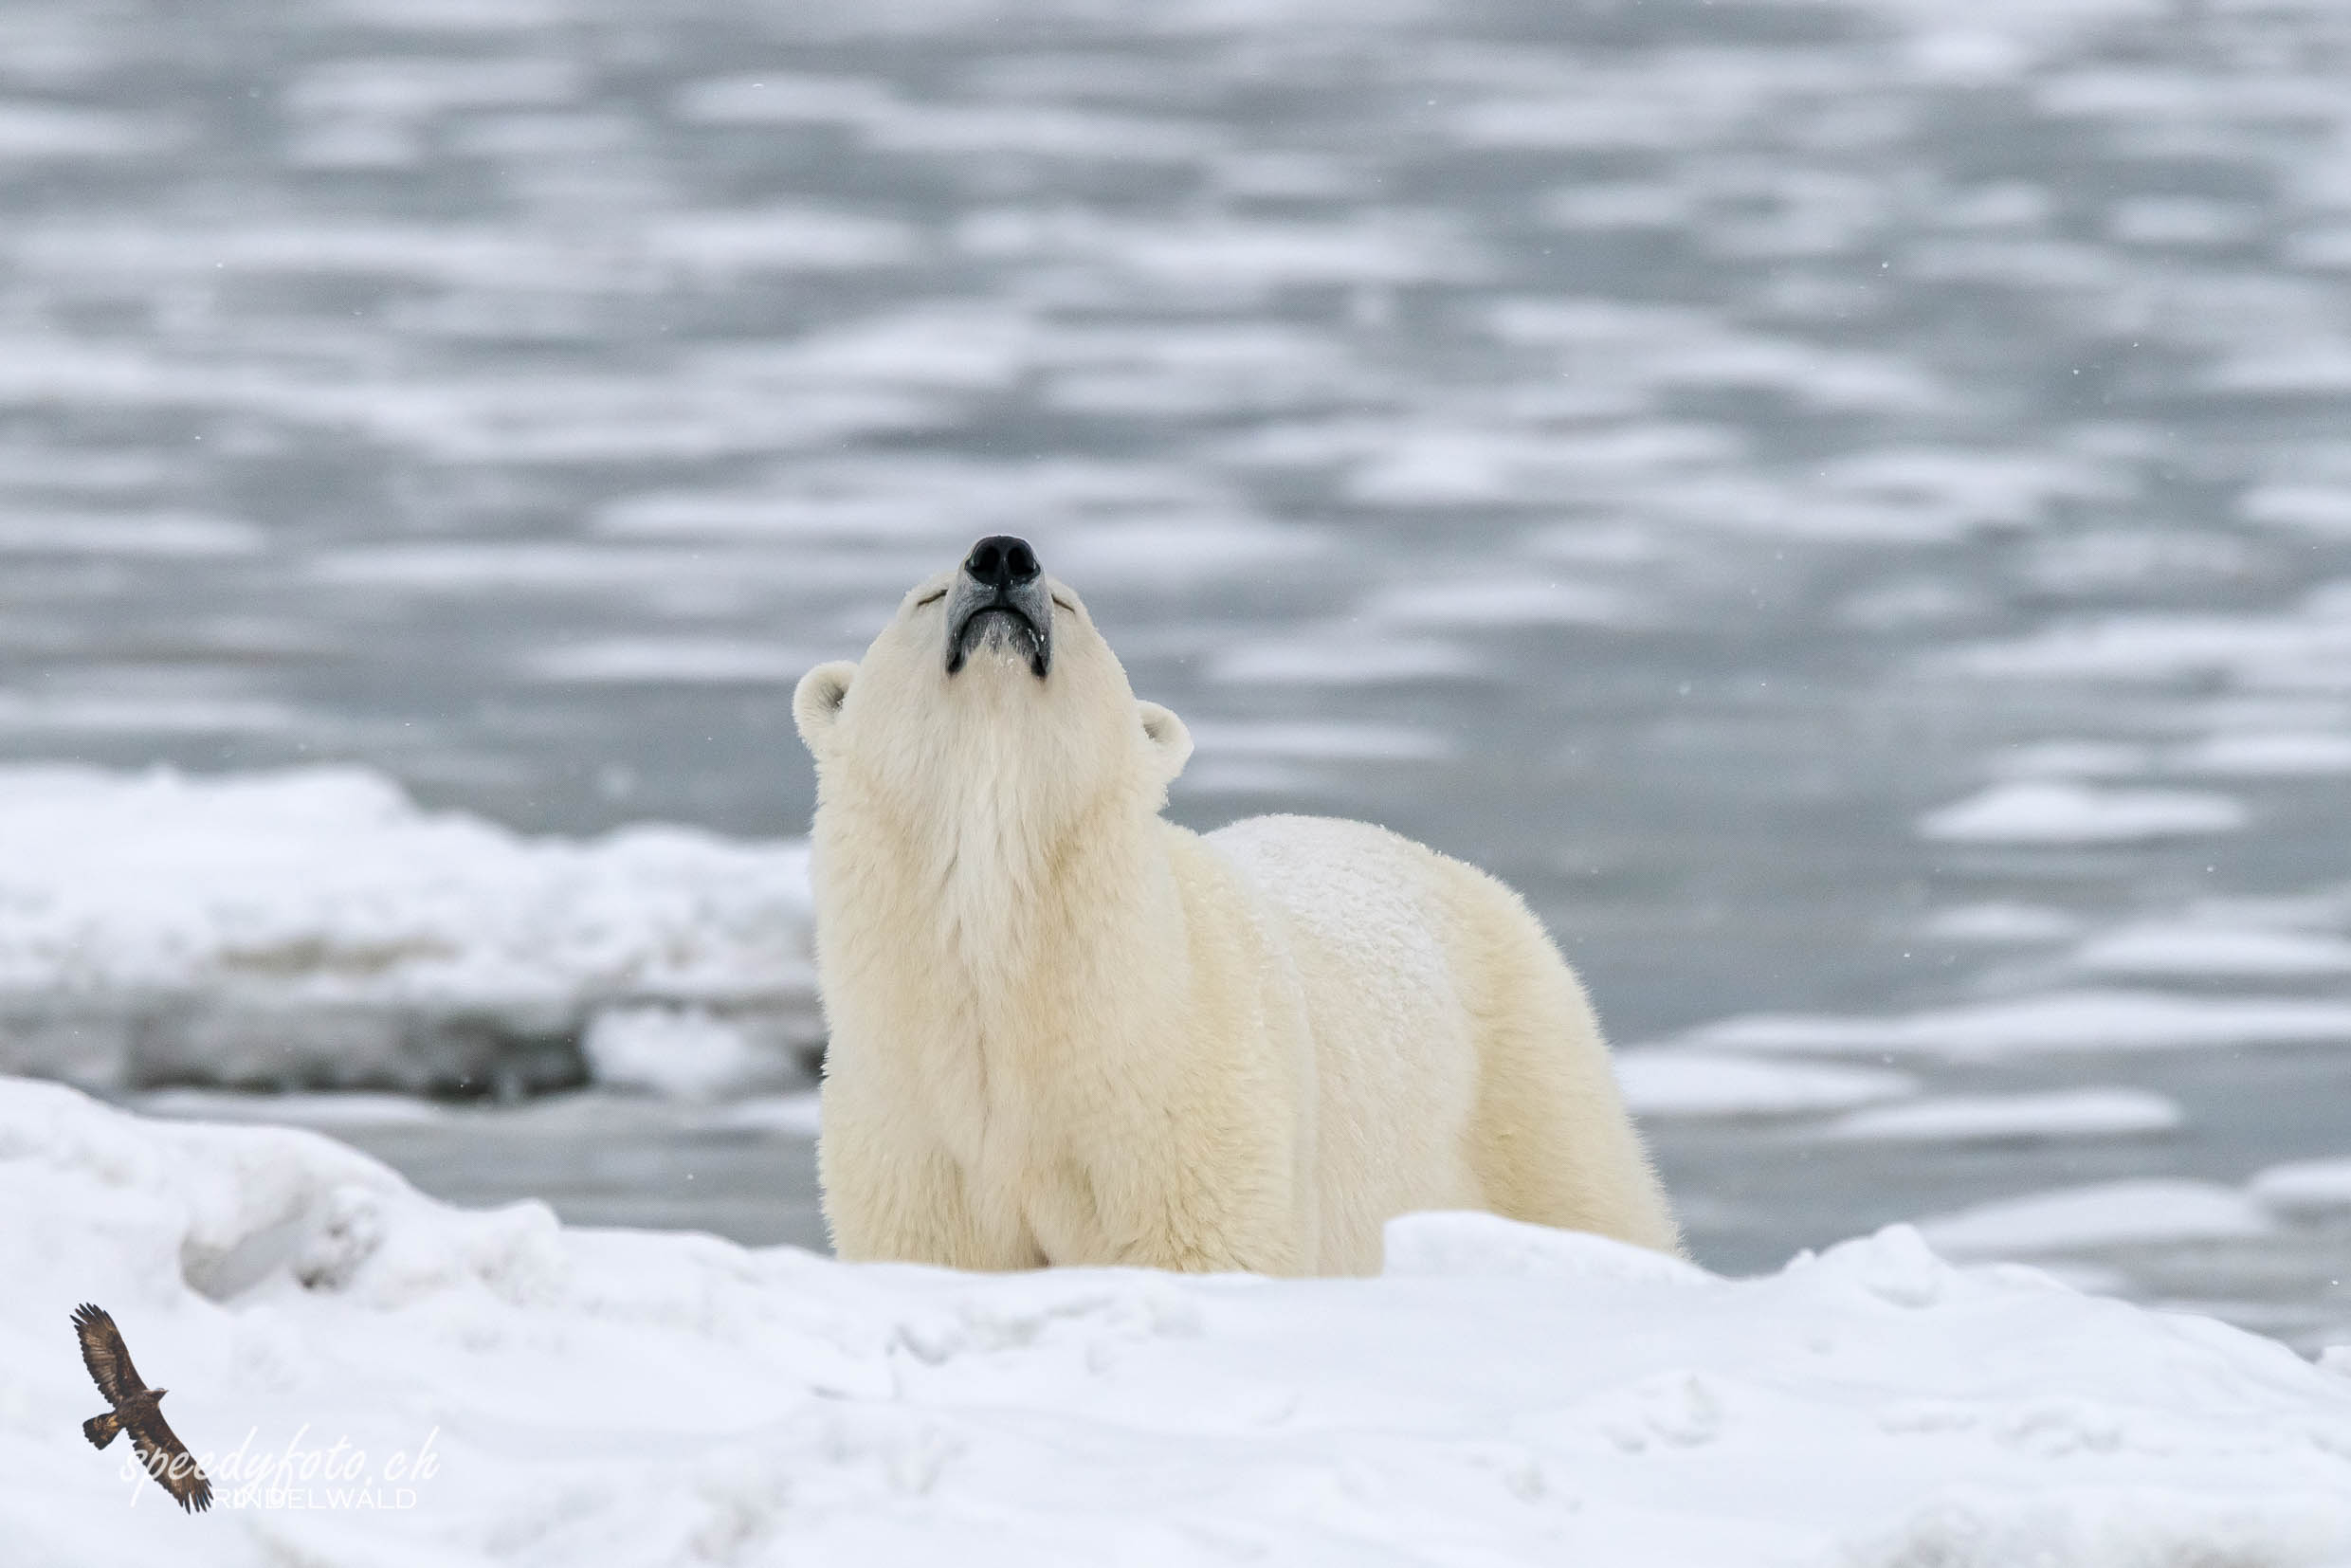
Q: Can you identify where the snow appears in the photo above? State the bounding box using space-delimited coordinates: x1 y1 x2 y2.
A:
1917 1179 2277 1256
1615 1049 1918 1120
1918 780 2248 845
0 765 817 1095
1818 1089 2182 1144
8 1076 2351 1566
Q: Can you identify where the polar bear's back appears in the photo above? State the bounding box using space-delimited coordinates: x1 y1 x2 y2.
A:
1205 813 1496 1264
1207 813 1462 1033
1205 811 1678 1269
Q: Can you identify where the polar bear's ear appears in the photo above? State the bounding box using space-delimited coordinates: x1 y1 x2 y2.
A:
1137 701 1192 785
793 662 858 759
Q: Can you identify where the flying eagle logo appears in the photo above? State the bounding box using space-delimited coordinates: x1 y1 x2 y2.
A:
73 1303 213 1513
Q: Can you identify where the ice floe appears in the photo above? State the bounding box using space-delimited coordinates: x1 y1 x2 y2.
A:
519 637 823 686
582 1005 783 1101
1918 1178 2276 1256
695 1088 825 1138
1988 739 2156 780
1939 594 2351 689
1918 781 2247 845
1679 989 2351 1059
1921 903 2085 944
0 765 816 1096
2170 730 2351 777
1817 1088 2183 1144
1207 630 1484 687
1358 577 1641 629
2251 1159 2351 1220
1176 720 1454 763
2069 923 2351 980
1615 1050 1918 1120
128 1088 452 1128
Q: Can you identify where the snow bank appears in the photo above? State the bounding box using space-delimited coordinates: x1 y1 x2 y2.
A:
0 766 817 1097
7 1077 2350 1566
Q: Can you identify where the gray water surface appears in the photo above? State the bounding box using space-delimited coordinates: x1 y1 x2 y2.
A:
15 0 2351 1343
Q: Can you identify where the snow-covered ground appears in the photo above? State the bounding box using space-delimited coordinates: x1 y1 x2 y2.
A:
9 1075 2351 1567
0 766 817 1097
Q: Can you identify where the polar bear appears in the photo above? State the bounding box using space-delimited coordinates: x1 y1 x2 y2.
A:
793 535 1679 1276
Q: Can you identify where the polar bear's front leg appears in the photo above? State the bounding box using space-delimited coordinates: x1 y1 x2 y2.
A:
818 1120 1043 1270
1068 1113 1313 1277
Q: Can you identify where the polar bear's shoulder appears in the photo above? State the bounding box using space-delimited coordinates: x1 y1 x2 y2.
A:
1202 813 1451 971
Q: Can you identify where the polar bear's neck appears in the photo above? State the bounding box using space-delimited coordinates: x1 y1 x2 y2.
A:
940 787 1169 986
816 770 1179 1017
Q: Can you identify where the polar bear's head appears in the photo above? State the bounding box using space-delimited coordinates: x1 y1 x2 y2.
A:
793 537 1192 844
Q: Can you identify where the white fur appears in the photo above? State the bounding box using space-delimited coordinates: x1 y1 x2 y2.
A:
794 561 1680 1276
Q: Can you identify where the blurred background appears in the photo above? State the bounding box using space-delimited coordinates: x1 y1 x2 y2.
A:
3 0 2349 1349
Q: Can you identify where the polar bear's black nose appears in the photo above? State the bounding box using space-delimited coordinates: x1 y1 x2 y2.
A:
964 536 1040 590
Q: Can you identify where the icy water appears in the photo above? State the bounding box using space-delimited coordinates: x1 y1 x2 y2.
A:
11 0 2351 1343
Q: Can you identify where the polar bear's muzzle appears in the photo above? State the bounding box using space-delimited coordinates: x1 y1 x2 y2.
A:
945 535 1052 680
